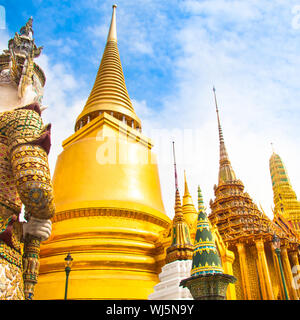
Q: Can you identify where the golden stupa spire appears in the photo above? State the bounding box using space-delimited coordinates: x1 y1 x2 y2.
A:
269 149 300 235
75 4 141 131
166 143 194 264
182 170 197 242
107 4 117 42
183 170 194 206
213 86 236 184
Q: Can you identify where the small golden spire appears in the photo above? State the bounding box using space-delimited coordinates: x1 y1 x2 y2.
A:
172 141 179 191
182 170 197 239
166 180 194 264
182 170 194 207
174 188 183 217
184 170 190 195
107 5 117 42
213 86 224 144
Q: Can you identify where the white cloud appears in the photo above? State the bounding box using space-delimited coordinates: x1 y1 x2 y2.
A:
34 54 85 175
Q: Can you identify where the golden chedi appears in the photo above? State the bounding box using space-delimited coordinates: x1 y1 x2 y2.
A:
35 5 170 300
269 149 300 236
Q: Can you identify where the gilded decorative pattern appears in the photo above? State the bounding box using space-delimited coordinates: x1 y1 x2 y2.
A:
11 144 54 220
231 246 243 299
245 246 261 300
0 257 24 300
0 105 54 299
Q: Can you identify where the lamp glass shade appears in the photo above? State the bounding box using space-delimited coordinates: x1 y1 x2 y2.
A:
272 234 281 250
64 253 73 268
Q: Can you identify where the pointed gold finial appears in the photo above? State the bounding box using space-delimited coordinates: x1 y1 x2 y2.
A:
182 169 196 210
271 142 275 154
172 141 179 191
213 86 224 143
212 86 237 184
184 170 189 195
107 4 117 42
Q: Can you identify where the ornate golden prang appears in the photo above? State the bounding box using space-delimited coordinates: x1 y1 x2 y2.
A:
270 151 300 236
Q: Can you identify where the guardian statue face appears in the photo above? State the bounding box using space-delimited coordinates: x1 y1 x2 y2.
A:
0 16 45 112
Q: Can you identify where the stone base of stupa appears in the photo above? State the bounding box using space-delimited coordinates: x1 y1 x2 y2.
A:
180 273 236 300
148 260 193 300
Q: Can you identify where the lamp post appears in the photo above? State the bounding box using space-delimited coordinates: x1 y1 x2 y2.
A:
272 234 289 300
64 253 73 300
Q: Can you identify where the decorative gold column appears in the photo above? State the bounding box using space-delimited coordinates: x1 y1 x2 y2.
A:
221 249 236 300
271 246 285 299
290 251 300 297
281 247 299 300
255 240 274 300
237 243 252 300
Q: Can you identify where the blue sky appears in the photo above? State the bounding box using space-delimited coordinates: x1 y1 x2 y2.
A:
1 0 300 219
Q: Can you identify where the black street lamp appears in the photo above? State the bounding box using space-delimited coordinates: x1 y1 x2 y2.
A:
272 234 289 300
64 253 73 300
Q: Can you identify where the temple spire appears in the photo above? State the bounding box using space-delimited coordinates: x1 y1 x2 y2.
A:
165 143 194 264
213 87 236 184
75 5 141 131
213 86 224 144
107 5 117 42
197 185 205 213
172 141 178 191
183 170 193 206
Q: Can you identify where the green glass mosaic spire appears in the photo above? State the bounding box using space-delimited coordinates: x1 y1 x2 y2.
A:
197 185 205 213
191 186 223 276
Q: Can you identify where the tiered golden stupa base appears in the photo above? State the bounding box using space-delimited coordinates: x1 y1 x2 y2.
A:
35 207 169 299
